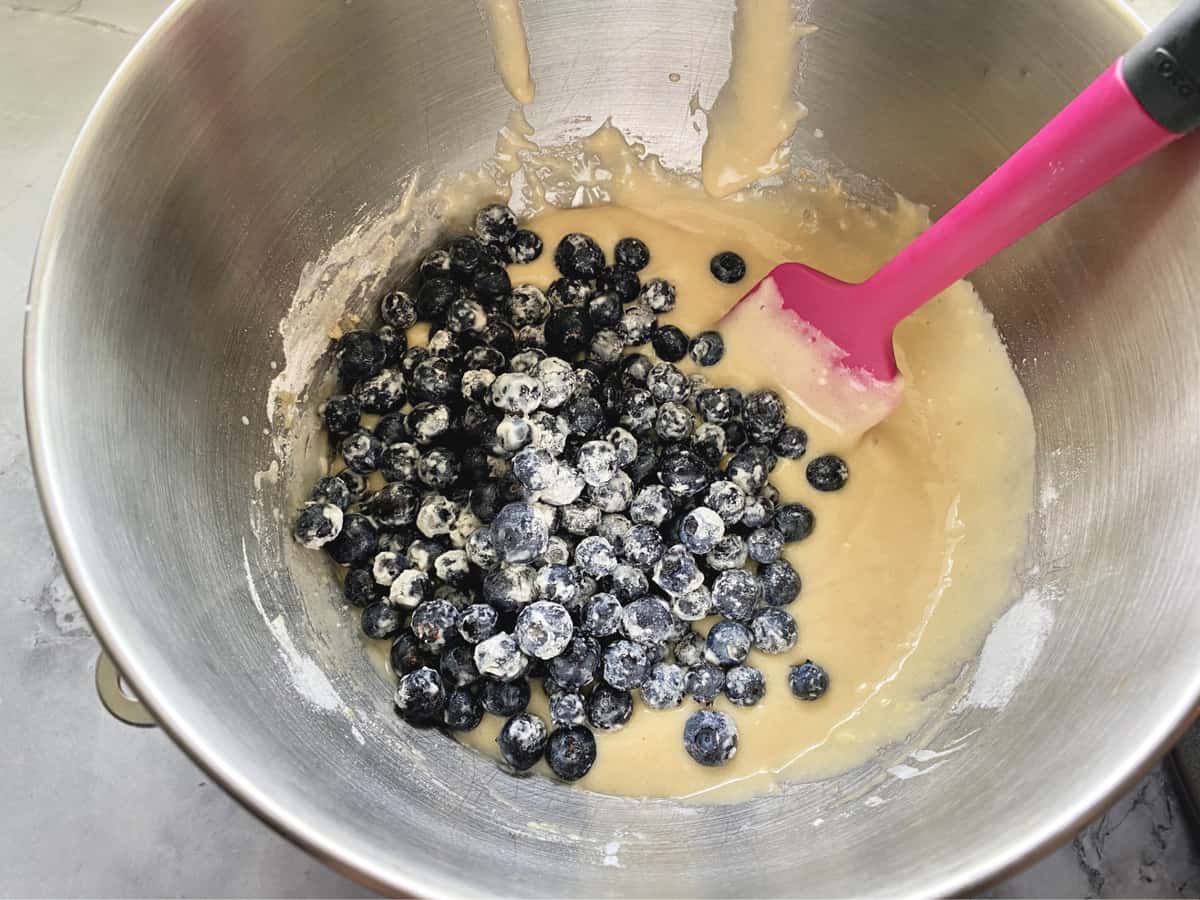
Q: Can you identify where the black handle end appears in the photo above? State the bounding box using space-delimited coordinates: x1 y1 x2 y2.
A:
1122 0 1200 133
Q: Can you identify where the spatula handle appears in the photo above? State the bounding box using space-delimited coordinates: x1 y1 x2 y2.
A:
868 0 1200 326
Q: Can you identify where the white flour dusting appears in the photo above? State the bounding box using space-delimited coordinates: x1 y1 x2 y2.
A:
242 538 342 712
960 587 1054 710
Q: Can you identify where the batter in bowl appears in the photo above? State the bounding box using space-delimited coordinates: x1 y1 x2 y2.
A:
437 128 1035 798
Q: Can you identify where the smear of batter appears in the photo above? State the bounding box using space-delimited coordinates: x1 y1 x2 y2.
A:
483 0 535 105
701 0 814 197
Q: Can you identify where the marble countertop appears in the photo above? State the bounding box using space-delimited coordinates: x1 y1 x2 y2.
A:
2 1 1197 896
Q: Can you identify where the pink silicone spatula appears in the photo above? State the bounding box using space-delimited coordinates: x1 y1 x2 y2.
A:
726 0 1200 439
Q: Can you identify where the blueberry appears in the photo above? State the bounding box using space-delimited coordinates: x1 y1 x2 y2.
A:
760 559 801 606
353 367 406 414
480 677 531 717
657 449 711 497
588 684 634 731
725 447 770 494
568 536 614 579
772 505 814 544
723 665 765 707
565 396 604 438
376 325 407 365
474 203 518 245
506 229 544 264
537 538 570 570
547 277 594 308
750 607 798 654
546 635 602 690
380 289 417 329
588 328 624 366
433 548 471 587
554 233 605 279
705 620 751 667
538 464 587 507
516 599 574 660
448 235 487 284
389 569 432 608
411 357 461 402
390 631 433 675
410 599 458 652
561 502 601 537
497 712 548 771
640 277 676 313
403 408 451 453
482 564 536 614
416 278 461 323
682 331 723 368
416 494 460 538
744 527 781 564
458 604 499 644
709 251 746 284
322 394 361 435
684 424 723 469
465 526 501 571
639 662 686 710
580 593 623 638
336 331 387 384
539 724 598 783
491 502 550 564
326 513 378 565
678 507 726 555
652 545 703 598
394 666 446 725
602 639 652 689
399 345 430 377
414 447 458 490
512 447 555 492
419 248 451 282
621 597 675 646
529 357 574 411
549 692 588 728
740 390 784 444
618 303 657 346
651 325 689 363
343 566 382 607
586 292 623 329
629 485 672 527
621 523 665 567
498 284 547 329
670 584 711 622
489 372 543 415
493 415 532 456
295 502 343 549
444 688 484 731
711 569 763 621
406 538 445 574
602 265 641 303
807 454 849 492
619 389 658 437
654 401 694 441
740 496 772 530
694 387 737 425
646 362 691 403
570 440 613 485
371 551 404 587
684 709 738 766
789 660 830 700
474 631 529 681
770 426 807 460
439 643 480 689
609 563 649 601
685 663 725 704
361 601 404 640
613 237 650 271
603 428 637 468
339 429 383 475
464 344 506 372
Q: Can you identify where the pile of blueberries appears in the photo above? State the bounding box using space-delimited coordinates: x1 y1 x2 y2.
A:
294 203 844 780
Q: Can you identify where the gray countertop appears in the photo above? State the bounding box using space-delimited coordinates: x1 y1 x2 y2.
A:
2 1 1198 896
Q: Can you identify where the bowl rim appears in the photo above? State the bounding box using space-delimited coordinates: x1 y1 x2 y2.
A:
22 0 1200 896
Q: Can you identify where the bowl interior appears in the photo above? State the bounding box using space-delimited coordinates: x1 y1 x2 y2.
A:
26 0 1200 895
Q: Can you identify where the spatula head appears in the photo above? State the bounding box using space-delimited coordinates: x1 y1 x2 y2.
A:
720 263 903 440
764 261 900 382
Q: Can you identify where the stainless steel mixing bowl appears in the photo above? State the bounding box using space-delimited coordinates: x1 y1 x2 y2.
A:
24 0 1200 895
